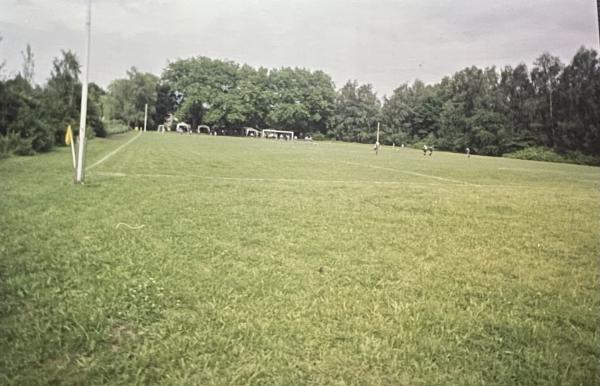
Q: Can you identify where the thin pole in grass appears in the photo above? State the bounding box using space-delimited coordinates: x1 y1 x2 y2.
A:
374 122 380 155
75 0 92 184
143 104 148 132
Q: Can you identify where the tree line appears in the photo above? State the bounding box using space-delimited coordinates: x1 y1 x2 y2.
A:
1 40 599 161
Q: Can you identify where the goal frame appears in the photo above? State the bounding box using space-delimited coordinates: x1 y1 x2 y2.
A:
261 129 294 141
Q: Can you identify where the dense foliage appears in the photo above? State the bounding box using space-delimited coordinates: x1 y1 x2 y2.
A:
380 49 600 158
156 48 599 158
102 67 159 130
160 58 336 133
0 47 103 157
1 40 599 161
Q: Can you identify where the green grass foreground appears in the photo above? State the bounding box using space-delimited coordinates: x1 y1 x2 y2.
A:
1 132 599 385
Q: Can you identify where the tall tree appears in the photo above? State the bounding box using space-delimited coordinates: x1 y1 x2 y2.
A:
436 67 503 153
87 82 106 137
498 64 536 150
381 80 442 144
20 44 34 85
224 65 271 130
531 53 563 148
104 67 159 129
153 82 177 128
267 67 335 134
555 47 600 154
42 50 103 141
381 84 413 144
330 81 381 143
42 50 82 143
162 57 239 129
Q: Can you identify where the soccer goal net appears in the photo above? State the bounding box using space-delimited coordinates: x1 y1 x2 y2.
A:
262 129 294 141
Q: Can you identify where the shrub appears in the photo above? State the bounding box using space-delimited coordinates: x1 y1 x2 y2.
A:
504 147 600 166
0 131 35 158
104 120 131 135
312 133 326 141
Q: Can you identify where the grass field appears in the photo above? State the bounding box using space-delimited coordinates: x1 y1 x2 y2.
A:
1 132 599 385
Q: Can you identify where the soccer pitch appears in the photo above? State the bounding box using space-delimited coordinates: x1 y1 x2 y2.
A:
1 132 599 385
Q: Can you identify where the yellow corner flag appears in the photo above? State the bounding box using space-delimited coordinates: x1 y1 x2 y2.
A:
65 125 74 145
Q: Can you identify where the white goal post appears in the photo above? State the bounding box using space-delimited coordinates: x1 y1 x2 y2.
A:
261 129 294 140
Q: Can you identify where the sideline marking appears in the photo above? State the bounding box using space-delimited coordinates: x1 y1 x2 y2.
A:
93 171 547 189
87 133 142 171
95 171 415 185
342 161 480 186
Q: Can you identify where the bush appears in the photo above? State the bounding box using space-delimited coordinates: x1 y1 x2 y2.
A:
504 147 600 166
311 133 327 141
386 132 409 146
1 76 55 155
104 120 131 135
0 131 34 158
13 103 55 152
90 115 107 138
411 133 438 150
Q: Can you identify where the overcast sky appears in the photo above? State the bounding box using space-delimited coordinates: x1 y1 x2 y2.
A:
0 0 598 96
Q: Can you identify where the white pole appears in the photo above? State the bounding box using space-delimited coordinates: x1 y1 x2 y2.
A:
75 0 92 183
375 122 380 155
70 140 76 169
143 103 148 132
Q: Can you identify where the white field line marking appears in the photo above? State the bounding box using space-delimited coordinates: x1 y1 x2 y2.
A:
342 161 480 186
87 133 142 171
93 171 548 189
95 171 416 185
116 223 145 230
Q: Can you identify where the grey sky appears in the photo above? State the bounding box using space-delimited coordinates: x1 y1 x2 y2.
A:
0 0 598 96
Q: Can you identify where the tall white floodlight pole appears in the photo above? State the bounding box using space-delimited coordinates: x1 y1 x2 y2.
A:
374 122 380 155
75 0 92 183
144 104 148 132
597 0 600 47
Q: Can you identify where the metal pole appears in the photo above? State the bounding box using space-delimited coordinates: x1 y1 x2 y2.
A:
144 103 148 132
597 0 600 47
376 122 380 143
70 139 76 169
75 0 92 183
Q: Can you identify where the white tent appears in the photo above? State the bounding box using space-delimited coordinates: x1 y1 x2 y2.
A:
197 125 211 134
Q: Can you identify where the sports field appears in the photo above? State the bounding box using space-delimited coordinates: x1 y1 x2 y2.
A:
1 132 599 385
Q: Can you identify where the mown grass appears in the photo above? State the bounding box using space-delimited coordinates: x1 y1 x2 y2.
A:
1 132 599 385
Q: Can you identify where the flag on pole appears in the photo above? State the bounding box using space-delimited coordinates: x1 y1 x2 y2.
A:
65 125 74 145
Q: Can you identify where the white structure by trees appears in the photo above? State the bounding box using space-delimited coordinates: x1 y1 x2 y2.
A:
261 129 294 140
245 127 259 137
176 122 191 134
197 125 211 134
